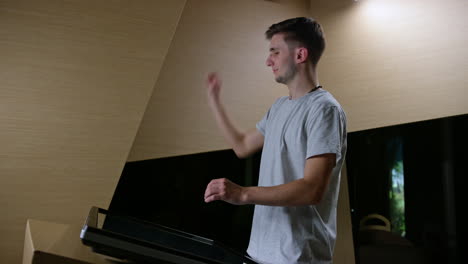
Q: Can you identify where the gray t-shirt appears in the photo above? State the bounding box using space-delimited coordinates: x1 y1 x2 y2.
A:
246 89 347 264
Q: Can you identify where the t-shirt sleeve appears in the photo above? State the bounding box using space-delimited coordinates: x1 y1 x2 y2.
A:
306 106 344 161
256 107 271 136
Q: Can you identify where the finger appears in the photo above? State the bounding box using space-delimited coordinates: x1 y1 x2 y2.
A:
205 193 223 203
207 72 217 83
204 186 217 199
208 178 226 186
205 178 227 189
204 195 214 203
204 185 213 199
204 180 222 198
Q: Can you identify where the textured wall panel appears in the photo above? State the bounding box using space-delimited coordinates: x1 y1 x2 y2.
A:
0 0 186 262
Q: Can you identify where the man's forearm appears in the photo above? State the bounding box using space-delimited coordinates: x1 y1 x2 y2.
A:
242 178 324 206
204 156 334 206
208 98 249 157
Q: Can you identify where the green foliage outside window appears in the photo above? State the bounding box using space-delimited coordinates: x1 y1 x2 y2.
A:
389 160 406 236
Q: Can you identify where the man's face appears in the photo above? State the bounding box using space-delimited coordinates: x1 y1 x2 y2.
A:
266 33 297 84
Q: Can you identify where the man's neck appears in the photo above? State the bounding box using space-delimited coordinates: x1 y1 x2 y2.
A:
287 69 319 100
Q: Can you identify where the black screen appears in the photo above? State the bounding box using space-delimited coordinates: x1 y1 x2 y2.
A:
346 114 468 264
108 149 261 252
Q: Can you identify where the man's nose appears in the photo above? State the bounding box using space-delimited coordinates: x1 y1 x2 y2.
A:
266 56 273 67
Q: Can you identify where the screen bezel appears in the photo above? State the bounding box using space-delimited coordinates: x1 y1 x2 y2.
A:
81 206 258 264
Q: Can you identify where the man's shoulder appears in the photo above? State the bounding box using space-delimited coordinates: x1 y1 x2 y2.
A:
306 90 342 109
269 95 290 109
273 95 290 104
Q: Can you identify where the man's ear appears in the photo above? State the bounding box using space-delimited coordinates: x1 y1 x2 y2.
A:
295 47 308 64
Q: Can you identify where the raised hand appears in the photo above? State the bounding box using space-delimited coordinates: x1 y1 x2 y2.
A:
206 72 222 102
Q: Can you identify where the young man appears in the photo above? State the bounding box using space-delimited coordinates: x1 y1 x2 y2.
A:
204 17 347 264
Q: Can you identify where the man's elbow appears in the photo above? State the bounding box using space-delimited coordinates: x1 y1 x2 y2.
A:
233 143 252 158
233 148 249 159
308 190 325 205
309 196 323 205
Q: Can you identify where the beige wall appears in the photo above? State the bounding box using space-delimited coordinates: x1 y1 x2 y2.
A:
0 0 186 262
312 0 468 132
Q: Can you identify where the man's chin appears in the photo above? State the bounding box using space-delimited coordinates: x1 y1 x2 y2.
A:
275 77 286 84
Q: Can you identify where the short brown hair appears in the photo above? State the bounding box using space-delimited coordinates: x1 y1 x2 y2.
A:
266 17 325 66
